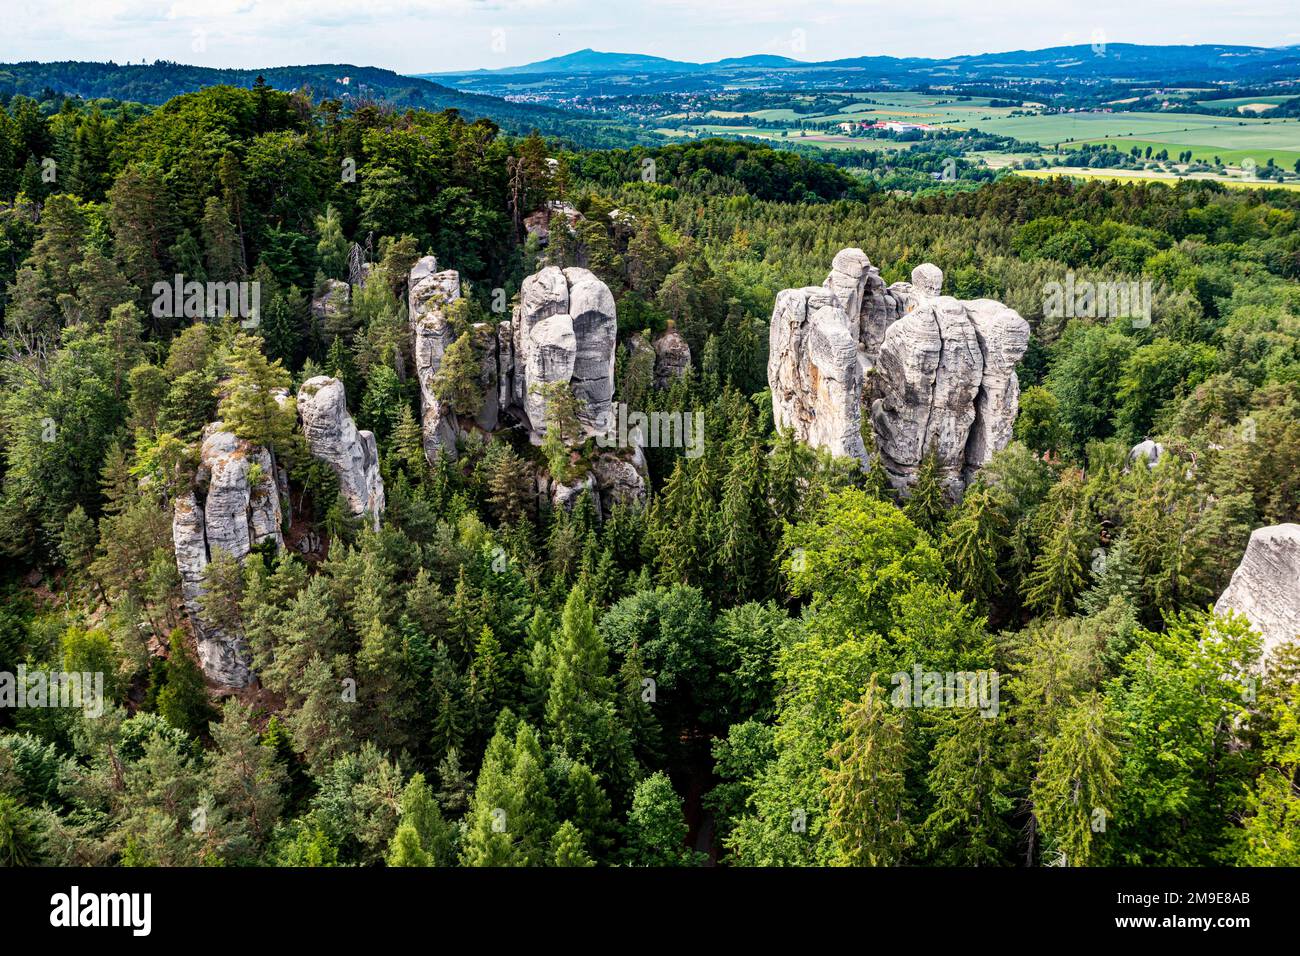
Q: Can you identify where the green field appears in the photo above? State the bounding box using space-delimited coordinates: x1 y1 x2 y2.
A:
1196 94 1297 111
1013 167 1300 190
1063 139 1300 168
658 96 1300 175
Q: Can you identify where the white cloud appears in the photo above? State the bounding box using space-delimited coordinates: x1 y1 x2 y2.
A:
0 0 1293 73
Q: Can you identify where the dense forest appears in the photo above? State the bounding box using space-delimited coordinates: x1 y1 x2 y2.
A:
2 80 1300 868
0 62 663 150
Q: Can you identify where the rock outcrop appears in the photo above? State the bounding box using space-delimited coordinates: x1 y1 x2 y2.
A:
768 249 1030 496
505 265 617 442
297 376 385 530
1129 439 1165 469
409 259 617 458
652 327 692 387
768 285 867 463
1215 524 1300 660
173 424 285 688
312 278 350 333
405 255 633 514
409 254 465 460
540 449 648 520
589 447 649 514
524 200 584 248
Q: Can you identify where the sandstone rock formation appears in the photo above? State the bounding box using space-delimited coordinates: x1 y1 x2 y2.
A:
1215 524 1300 660
769 285 867 463
652 327 692 388
540 449 648 520
505 265 617 442
406 255 632 513
297 376 385 530
173 424 285 687
589 447 649 514
408 254 472 460
312 278 350 332
769 249 1030 496
524 200 584 248
1128 438 1165 469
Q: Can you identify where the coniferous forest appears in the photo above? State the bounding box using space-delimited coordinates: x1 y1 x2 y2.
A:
2 77 1300 874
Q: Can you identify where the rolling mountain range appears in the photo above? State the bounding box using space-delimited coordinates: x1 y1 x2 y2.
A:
425 43 1300 96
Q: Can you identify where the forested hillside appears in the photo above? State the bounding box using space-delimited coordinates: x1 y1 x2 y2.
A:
2 81 1300 868
0 61 661 149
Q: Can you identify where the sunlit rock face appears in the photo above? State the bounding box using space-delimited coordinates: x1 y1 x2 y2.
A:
173 424 285 688
1216 524 1300 661
297 376 385 531
506 265 617 442
769 249 1029 496
408 255 465 461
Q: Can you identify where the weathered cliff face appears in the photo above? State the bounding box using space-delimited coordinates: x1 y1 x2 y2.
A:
769 249 1030 495
872 296 985 496
768 286 867 463
506 265 617 442
405 255 634 514
1215 524 1300 660
172 424 285 688
652 328 692 388
963 300 1032 483
408 255 466 461
297 376 385 531
408 260 618 459
311 278 350 331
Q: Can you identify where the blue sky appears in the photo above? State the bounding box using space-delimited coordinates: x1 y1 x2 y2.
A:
3 0 1297 74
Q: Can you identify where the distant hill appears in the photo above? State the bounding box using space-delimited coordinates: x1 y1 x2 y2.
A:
0 60 661 148
476 49 702 75
425 42 1300 95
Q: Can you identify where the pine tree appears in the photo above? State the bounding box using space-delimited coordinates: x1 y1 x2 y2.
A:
201 195 242 281
217 332 297 465
485 442 534 526
766 427 816 528
169 228 207 284
209 697 288 854
940 486 1009 603
462 717 555 866
385 772 454 866
0 794 44 866
390 403 427 479
1078 532 1143 615
564 761 615 862
431 331 484 418
545 588 613 755
315 204 350 280
288 655 357 778
386 823 431 866
717 433 767 603
261 292 300 367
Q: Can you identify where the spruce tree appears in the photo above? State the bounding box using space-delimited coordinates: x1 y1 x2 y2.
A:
550 820 594 866
903 451 948 538
823 676 913 866
923 708 1014 865
1031 691 1121 866
157 629 215 739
